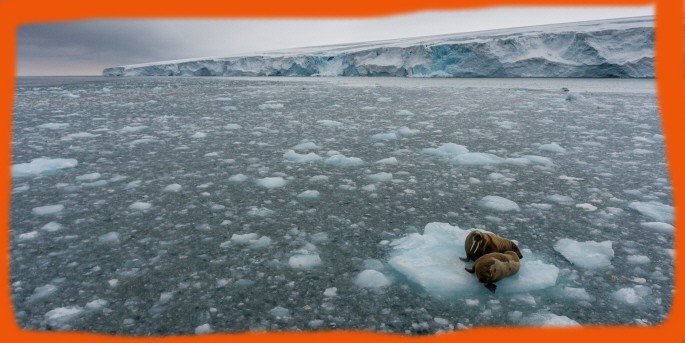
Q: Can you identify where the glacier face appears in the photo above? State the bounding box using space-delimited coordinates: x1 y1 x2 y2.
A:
103 16 653 78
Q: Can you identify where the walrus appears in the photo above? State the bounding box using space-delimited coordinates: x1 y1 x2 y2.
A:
465 251 521 293
459 230 522 262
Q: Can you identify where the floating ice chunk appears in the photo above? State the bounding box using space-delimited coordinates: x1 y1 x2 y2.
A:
422 143 469 157
195 324 213 335
283 150 322 163
255 176 288 188
297 190 320 199
85 299 108 310
575 203 597 211
362 184 376 192
388 223 558 297
363 259 384 271
395 109 414 116
76 172 100 181
12 158 78 178
396 127 420 136
289 254 322 269
225 123 242 130
639 222 674 234
18 231 39 240
98 231 120 244
561 287 593 301
539 143 566 153
317 120 343 128
613 285 651 306
163 184 182 192
325 154 364 167
377 97 392 102
41 221 62 232
629 201 674 224
451 153 504 166
354 270 391 288
190 132 207 139
478 196 520 212
371 132 397 141
228 173 248 182
269 306 290 318
519 155 554 166
324 287 337 297
376 157 398 165
522 311 580 326
565 91 583 102
129 202 152 210
230 233 260 244
59 92 80 99
292 142 321 151
554 238 613 269
367 172 393 183
250 236 272 249
310 232 329 243
547 194 574 205
247 207 274 217
32 204 64 216
38 122 69 130
259 102 284 110
627 255 650 264
28 284 58 302
44 306 85 328
118 125 148 133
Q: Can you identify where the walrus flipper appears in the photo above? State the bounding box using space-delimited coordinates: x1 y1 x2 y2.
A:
485 283 497 293
465 266 475 273
459 256 470 262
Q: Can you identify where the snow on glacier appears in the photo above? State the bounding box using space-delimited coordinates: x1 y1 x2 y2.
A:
103 16 653 78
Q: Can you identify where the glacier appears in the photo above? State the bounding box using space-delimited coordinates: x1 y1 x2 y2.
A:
103 16 653 78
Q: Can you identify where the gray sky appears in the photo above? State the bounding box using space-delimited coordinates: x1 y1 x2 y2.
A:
17 6 653 76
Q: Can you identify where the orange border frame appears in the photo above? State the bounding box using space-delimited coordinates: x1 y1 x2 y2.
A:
1 0 683 342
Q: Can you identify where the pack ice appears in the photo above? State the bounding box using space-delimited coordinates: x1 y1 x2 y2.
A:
388 223 559 297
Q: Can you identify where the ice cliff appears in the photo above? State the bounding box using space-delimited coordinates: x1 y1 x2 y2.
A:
103 16 653 78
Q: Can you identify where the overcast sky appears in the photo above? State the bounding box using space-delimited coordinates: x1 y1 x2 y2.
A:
17 6 653 76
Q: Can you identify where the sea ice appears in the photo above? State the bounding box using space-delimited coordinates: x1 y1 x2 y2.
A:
255 177 288 188
388 223 559 297
98 232 120 244
283 150 322 163
639 222 673 234
37 122 69 130
539 143 567 153
629 201 674 223
163 184 182 192
44 306 85 328
451 153 504 166
522 311 580 326
324 154 364 167
40 221 62 232
28 284 58 302
292 142 321 151
371 132 397 141
195 324 213 335
129 202 152 210
396 127 420 136
554 238 614 269
228 173 248 182
12 158 78 178
32 204 64 216
376 157 399 165
367 172 393 183
297 190 320 199
288 254 322 269
323 287 337 297
317 120 343 128
354 270 391 288
76 172 101 181
478 196 520 212
422 143 469 156
613 286 651 306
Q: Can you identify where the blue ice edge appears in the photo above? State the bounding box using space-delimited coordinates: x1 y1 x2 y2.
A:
388 222 559 297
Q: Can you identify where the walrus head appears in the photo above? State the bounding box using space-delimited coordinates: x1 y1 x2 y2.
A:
510 241 523 259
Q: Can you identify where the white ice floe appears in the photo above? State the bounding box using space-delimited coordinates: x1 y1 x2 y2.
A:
28 284 58 302
98 231 120 244
255 176 288 188
560 287 594 301
367 172 393 183
612 285 651 306
388 222 559 297
12 158 78 178
547 194 575 205
61 132 99 140
395 109 414 116
478 196 520 212
422 143 469 157
190 132 207 139
553 238 613 269
629 201 674 224
323 287 337 297
325 154 364 167
317 119 343 128
297 190 320 199
228 173 249 182
228 233 271 249
451 152 504 166
41 221 63 232
376 157 399 165
32 204 64 216
288 254 322 269
522 311 580 326
18 231 39 241
354 270 391 288
269 306 290 318
396 127 420 136
283 150 322 163
129 202 152 210
539 142 567 153
118 125 148 133
575 203 598 211
76 172 101 181
163 184 182 192
195 324 213 335
639 222 674 234
259 102 284 110
309 175 329 182
246 207 274 217
44 306 85 328
38 122 69 130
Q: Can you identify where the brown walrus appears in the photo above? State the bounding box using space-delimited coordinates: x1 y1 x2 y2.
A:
465 251 521 293
459 230 522 262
